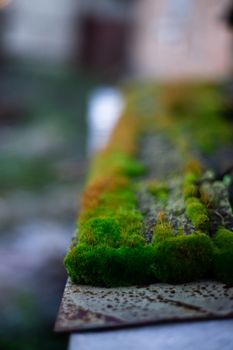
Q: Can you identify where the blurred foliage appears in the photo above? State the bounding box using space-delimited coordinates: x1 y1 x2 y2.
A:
0 61 102 350
0 155 56 192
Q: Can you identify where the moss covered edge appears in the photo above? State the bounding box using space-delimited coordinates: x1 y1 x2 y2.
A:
64 83 233 287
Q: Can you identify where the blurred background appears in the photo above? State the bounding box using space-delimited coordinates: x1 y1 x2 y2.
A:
0 1 232 349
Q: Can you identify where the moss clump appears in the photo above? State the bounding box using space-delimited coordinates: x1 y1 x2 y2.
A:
116 208 143 234
113 154 146 177
161 84 232 154
120 234 146 248
212 228 233 284
90 153 145 181
116 208 146 247
65 233 214 286
152 223 174 244
183 183 198 199
64 244 157 286
65 232 214 286
79 217 121 247
185 197 209 230
100 187 137 211
183 170 199 200
183 164 210 231
153 233 214 283
184 172 199 185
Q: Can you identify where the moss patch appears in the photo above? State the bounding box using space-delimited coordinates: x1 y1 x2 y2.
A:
153 233 214 283
185 197 209 230
212 228 233 284
64 82 233 286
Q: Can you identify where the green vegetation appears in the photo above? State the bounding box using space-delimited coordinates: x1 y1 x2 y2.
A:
65 82 233 287
152 223 174 244
183 171 199 199
79 217 122 247
212 228 233 284
65 244 157 286
183 165 210 231
0 155 57 192
65 225 215 286
152 232 214 283
151 223 213 283
162 84 232 154
185 197 209 230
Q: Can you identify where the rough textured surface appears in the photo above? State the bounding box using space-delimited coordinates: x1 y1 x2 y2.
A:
137 134 198 240
200 180 233 234
55 278 233 332
138 134 184 180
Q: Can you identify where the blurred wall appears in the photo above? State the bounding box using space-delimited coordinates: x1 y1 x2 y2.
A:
131 0 232 80
2 0 77 63
1 0 134 70
1 0 232 79
72 0 134 75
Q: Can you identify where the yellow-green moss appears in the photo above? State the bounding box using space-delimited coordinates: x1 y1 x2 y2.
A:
185 197 209 230
152 223 174 244
65 232 214 286
212 228 233 284
78 217 121 247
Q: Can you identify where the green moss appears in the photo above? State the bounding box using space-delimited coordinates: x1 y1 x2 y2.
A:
65 244 157 286
100 188 136 211
64 246 79 283
152 223 174 244
109 153 146 177
80 184 138 223
185 197 209 230
214 228 233 248
147 181 169 202
212 228 233 284
120 234 146 247
164 87 232 154
183 170 200 200
79 217 121 247
64 244 107 286
65 232 214 286
118 156 146 177
184 172 198 185
193 115 232 154
183 183 198 199
153 233 214 283
115 208 146 247
116 208 143 233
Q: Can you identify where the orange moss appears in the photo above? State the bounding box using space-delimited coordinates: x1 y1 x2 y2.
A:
104 113 139 156
80 175 129 213
185 159 202 177
157 211 167 224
